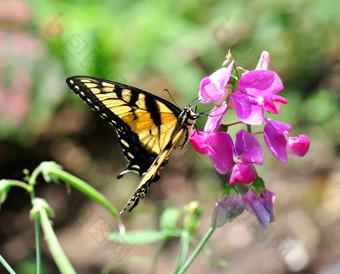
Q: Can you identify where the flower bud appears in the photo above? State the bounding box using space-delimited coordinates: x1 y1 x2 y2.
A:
242 188 275 227
256 51 270 70
211 194 244 228
286 135 310 157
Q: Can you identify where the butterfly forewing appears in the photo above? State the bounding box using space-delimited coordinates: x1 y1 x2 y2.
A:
66 76 182 177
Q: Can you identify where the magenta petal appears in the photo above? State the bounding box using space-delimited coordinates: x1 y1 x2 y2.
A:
238 70 284 97
235 129 263 165
263 121 288 163
231 92 264 125
286 134 310 157
199 77 213 104
209 61 234 90
256 51 270 70
190 130 209 154
263 94 288 114
199 64 233 106
204 102 228 133
209 67 229 89
208 132 235 174
230 162 256 186
204 82 227 105
269 119 292 132
263 95 279 113
271 94 287 104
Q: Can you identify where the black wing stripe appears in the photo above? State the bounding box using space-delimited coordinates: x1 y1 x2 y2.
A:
128 90 139 106
145 95 162 127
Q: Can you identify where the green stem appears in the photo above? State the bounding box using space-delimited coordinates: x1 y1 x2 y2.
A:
39 209 76 274
29 166 42 274
177 227 216 274
0 254 16 274
1 180 33 192
34 216 42 274
29 165 43 186
151 239 167 274
175 231 190 272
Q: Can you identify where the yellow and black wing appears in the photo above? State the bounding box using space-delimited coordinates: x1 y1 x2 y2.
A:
66 76 195 213
119 125 188 214
67 76 182 177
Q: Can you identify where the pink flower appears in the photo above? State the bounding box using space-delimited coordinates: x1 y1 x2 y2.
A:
199 61 234 106
242 188 276 227
191 126 263 186
211 130 263 186
231 70 286 125
263 119 310 163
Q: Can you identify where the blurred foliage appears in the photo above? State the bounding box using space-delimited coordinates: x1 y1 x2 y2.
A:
0 0 338 144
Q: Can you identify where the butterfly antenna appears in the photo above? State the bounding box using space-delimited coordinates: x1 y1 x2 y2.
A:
197 106 215 118
188 96 201 107
163 89 180 108
192 98 203 109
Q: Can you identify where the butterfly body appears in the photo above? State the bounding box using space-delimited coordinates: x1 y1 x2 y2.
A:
66 76 197 214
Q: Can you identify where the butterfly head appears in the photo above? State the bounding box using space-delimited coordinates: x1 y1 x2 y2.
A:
182 106 197 126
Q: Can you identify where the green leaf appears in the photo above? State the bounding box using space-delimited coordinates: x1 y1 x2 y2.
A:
252 176 265 192
108 230 166 245
159 207 181 231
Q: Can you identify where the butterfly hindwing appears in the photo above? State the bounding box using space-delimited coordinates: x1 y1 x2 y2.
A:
121 127 186 213
66 76 182 177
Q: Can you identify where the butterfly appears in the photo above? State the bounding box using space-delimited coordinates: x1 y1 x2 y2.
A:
66 76 197 215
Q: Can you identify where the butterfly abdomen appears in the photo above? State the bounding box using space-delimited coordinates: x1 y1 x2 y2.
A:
174 107 197 150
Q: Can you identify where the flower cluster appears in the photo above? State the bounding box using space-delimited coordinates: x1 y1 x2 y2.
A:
190 51 310 227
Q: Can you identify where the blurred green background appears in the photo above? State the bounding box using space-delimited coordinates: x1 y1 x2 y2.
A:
1 0 339 273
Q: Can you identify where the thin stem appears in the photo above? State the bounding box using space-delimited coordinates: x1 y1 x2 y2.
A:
0 254 16 274
151 239 167 274
253 131 263 136
39 208 76 273
34 217 42 274
1 180 33 192
28 164 42 274
177 227 216 274
175 231 191 272
30 183 42 274
218 121 243 132
247 124 252 134
28 165 42 186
